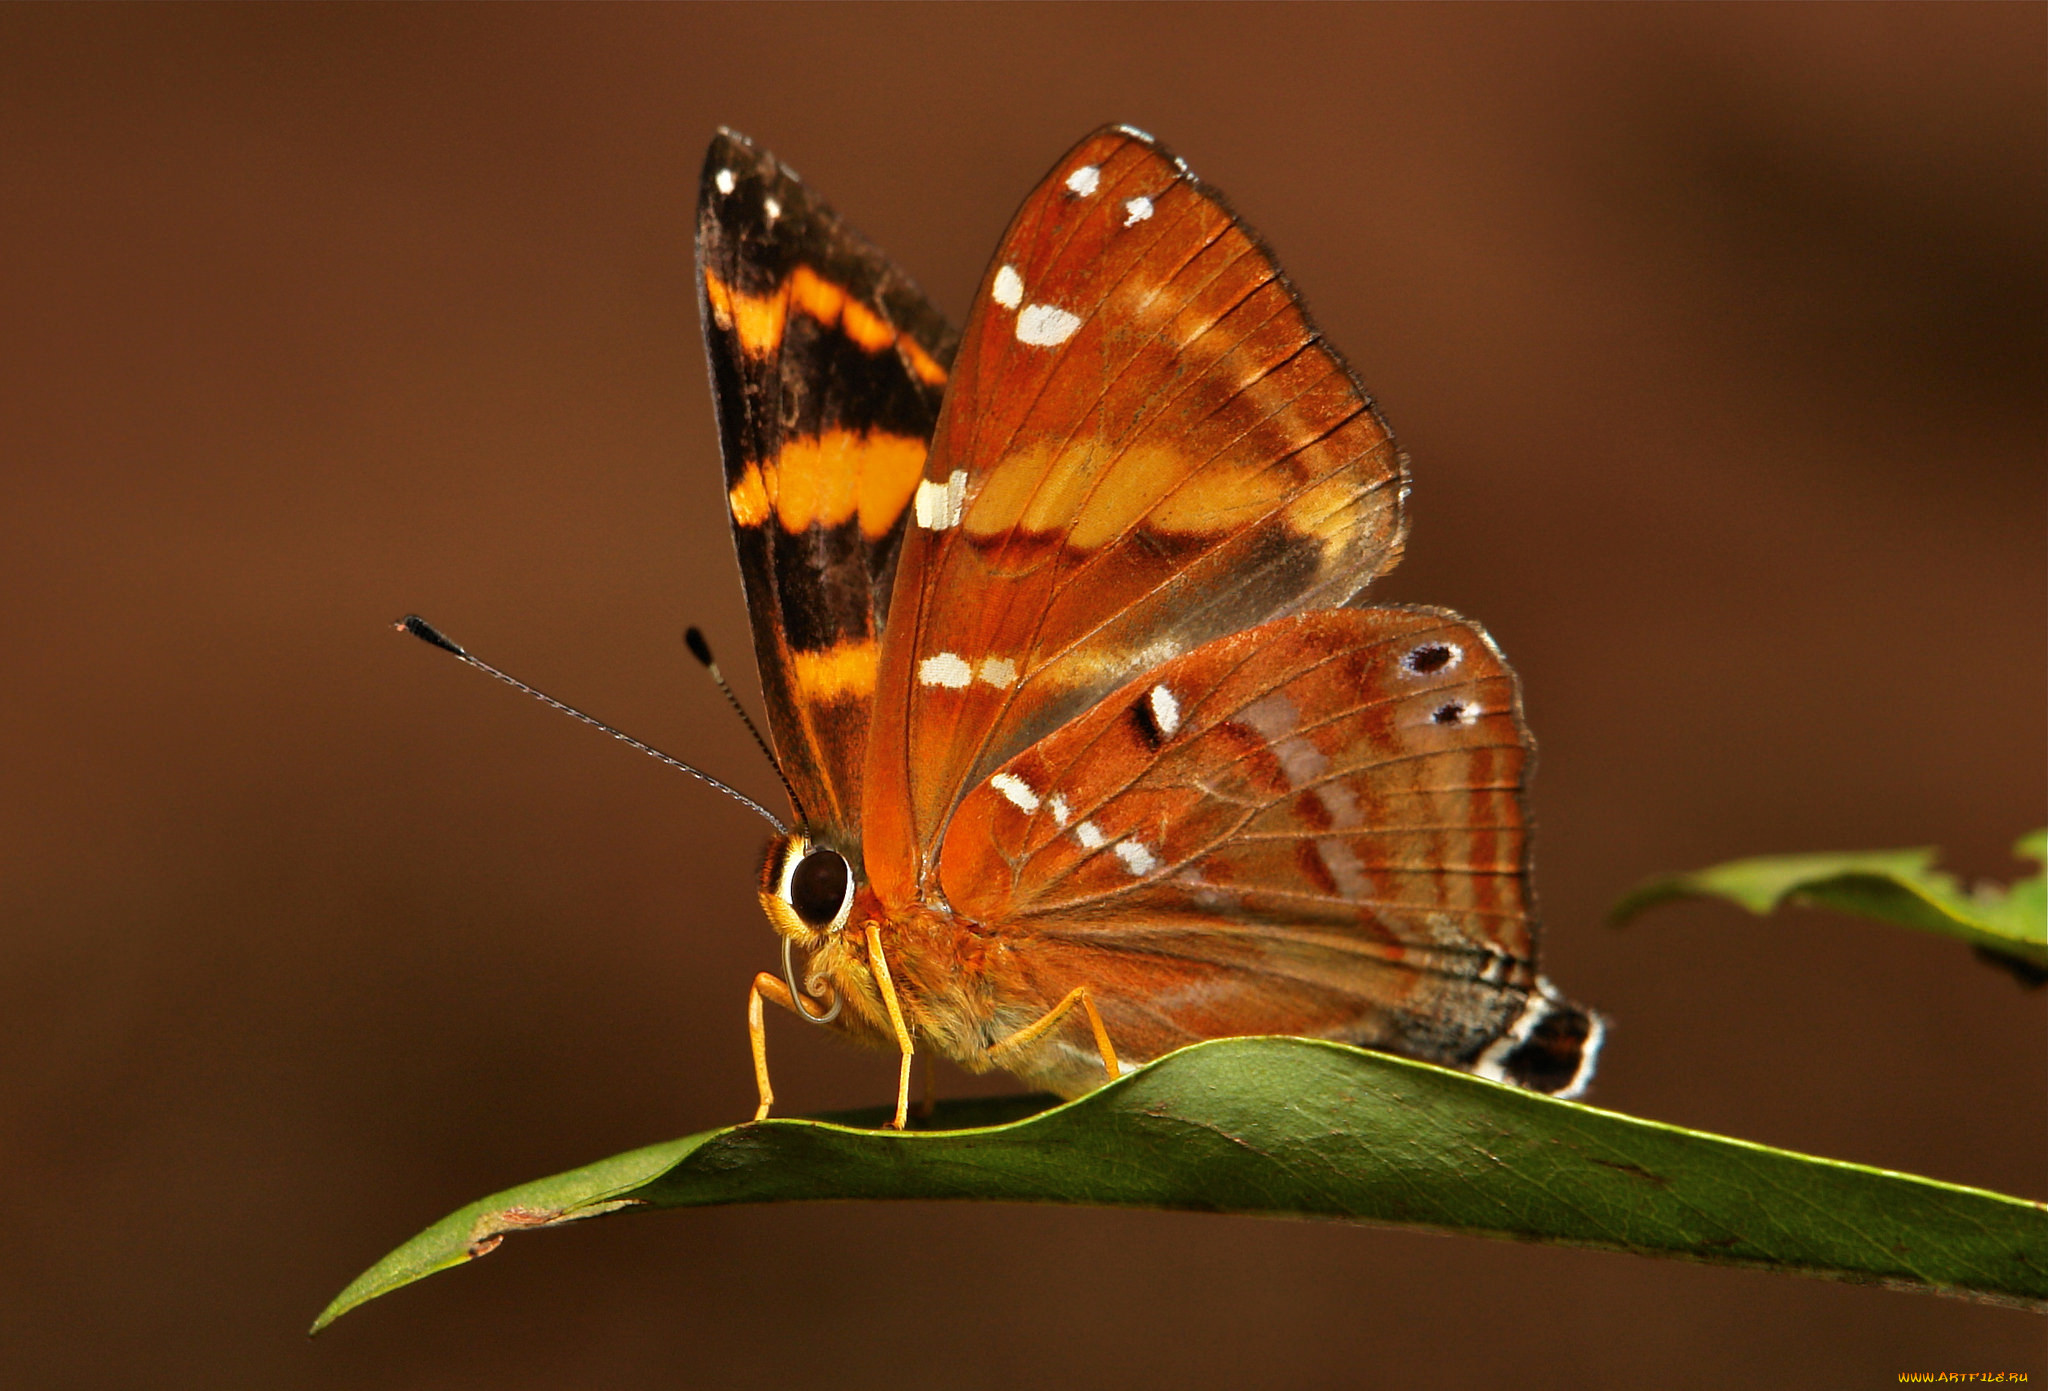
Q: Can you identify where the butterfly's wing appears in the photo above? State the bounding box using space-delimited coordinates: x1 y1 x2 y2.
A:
859 127 1592 1095
864 126 1408 903
698 130 958 843
939 606 1598 1098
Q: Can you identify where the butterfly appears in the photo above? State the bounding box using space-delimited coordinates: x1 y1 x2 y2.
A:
697 125 1602 1129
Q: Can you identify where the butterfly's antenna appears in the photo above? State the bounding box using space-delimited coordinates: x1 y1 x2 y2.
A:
683 626 808 827
394 614 788 836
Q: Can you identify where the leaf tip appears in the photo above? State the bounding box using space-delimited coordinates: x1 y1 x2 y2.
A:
1606 876 1686 928
311 1247 478 1335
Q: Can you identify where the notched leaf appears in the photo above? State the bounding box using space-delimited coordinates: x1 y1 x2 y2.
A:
1610 829 2048 979
313 1038 2048 1333
465 1199 643 1257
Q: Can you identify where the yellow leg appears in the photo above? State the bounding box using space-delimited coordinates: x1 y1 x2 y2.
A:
864 923 916 1130
748 971 807 1122
987 985 1120 1081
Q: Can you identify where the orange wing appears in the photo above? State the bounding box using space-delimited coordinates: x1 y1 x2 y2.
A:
863 127 1408 904
937 608 1590 1097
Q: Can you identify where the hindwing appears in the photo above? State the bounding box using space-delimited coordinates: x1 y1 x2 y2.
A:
936 608 1592 1095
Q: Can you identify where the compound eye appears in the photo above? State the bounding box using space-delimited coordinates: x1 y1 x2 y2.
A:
787 848 852 929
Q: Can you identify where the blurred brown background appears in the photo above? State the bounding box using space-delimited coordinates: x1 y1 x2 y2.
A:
3 5 2042 1387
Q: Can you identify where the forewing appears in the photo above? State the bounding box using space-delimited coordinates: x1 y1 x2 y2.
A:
866 126 1407 902
698 129 958 842
940 608 1537 1072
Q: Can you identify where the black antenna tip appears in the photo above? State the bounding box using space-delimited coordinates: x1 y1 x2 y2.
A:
396 614 466 657
683 627 714 667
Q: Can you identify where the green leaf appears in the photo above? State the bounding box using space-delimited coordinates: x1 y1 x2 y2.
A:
1610 830 2048 976
313 1037 2048 1332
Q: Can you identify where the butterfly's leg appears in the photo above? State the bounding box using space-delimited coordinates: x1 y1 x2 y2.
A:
862 923 916 1130
987 986 1121 1082
747 972 802 1121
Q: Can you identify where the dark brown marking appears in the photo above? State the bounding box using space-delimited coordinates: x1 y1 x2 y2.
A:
1501 1005 1592 1094
1586 1157 1670 1188
1129 692 1166 750
1293 839 1338 896
1403 642 1454 674
1210 720 1294 798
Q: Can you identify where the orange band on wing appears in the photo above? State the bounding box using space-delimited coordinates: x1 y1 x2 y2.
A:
788 637 880 702
715 264 946 385
852 432 928 539
838 296 896 354
787 265 845 328
703 268 789 357
900 336 948 387
727 461 771 527
703 268 735 330
789 265 944 374
729 430 929 537
771 432 860 531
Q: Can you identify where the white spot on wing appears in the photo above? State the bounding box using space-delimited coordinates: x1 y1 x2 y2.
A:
913 469 967 529
918 652 973 688
990 772 1039 813
992 264 1023 309
1075 820 1106 850
714 168 736 195
1114 840 1158 876
1065 164 1101 197
1048 794 1070 827
977 656 1018 689
1016 304 1081 347
1122 196 1153 226
1147 684 1180 737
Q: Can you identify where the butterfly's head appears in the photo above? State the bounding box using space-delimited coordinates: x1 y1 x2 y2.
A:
758 832 858 948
